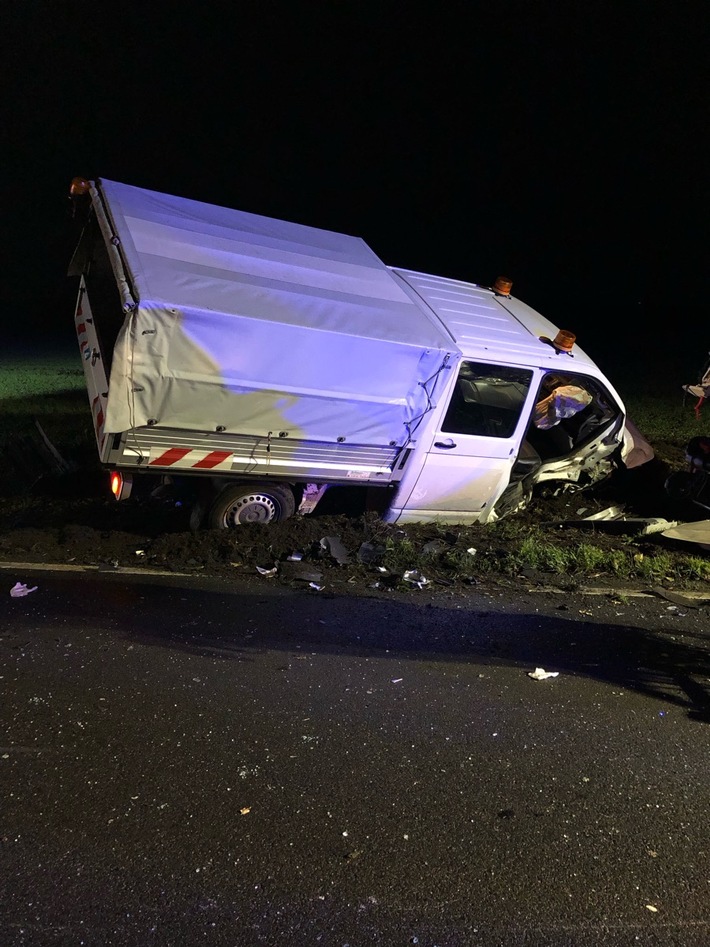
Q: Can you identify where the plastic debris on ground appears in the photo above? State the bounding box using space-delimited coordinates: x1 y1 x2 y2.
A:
652 587 708 609
319 536 350 565
583 505 625 521
279 562 323 583
256 565 278 577
357 542 385 564
403 569 429 589
527 667 560 680
10 582 38 598
564 506 680 537
421 539 449 555
661 519 710 551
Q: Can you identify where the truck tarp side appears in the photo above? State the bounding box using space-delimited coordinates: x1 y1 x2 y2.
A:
94 179 456 447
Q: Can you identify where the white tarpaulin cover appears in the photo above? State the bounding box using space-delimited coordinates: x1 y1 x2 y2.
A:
98 180 455 443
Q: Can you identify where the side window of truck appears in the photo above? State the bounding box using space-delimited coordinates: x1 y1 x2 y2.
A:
441 362 533 438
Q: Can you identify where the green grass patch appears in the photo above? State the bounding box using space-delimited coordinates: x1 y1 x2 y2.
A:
0 352 91 452
0 353 85 401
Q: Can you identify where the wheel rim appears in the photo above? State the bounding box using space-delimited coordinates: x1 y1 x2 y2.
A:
224 493 279 525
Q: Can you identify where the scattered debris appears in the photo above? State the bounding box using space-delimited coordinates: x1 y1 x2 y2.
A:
319 535 350 565
585 505 623 521
652 587 707 609
403 569 429 589
661 519 710 552
279 562 323 583
240 807 251 815
10 582 38 598
527 667 559 680
645 904 659 913
565 506 679 537
391 678 403 684
422 539 449 555
1 456 707 594
356 541 385 564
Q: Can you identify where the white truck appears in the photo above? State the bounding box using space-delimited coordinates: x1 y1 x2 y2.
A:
68 177 651 528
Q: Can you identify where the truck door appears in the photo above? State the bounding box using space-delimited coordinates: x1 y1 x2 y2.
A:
75 277 110 459
393 362 535 522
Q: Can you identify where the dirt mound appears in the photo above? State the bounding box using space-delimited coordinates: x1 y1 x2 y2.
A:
0 455 707 598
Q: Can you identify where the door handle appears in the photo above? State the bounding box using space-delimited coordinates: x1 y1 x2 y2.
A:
434 439 457 449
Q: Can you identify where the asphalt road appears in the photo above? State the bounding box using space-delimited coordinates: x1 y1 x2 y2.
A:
1 566 709 946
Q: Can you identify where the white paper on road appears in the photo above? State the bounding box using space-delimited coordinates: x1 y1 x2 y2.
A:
528 667 560 680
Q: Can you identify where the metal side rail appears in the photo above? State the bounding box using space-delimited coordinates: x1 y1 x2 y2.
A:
107 427 411 484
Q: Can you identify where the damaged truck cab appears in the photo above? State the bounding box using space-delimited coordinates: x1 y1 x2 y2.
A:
68 177 649 528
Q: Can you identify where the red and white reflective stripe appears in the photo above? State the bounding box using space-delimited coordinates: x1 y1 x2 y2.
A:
148 448 234 470
76 292 90 356
91 394 106 451
76 311 88 353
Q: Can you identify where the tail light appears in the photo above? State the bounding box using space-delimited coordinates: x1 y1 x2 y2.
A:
110 471 133 501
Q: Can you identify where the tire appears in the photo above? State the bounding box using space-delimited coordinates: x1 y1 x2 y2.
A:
207 482 296 528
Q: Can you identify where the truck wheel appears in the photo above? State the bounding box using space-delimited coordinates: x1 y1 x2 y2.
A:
207 483 296 528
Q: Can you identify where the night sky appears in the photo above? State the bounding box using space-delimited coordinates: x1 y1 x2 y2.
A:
4 2 707 375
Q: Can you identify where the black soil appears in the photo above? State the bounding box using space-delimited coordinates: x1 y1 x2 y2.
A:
1 453 708 597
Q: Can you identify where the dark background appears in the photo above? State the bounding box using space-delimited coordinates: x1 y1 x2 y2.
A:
3 1 707 379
